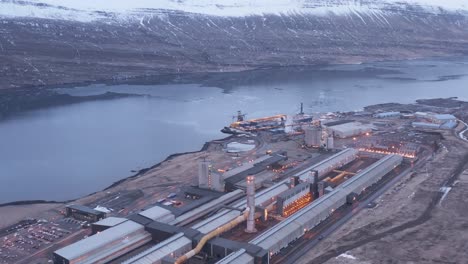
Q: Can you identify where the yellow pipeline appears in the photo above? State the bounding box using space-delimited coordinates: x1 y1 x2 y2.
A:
174 211 248 264
331 170 356 183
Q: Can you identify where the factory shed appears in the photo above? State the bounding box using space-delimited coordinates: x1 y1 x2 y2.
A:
53 220 151 264
441 120 458 129
65 204 106 222
374 112 401 118
322 120 355 127
122 233 192 264
295 148 358 181
91 217 127 234
224 152 287 190
216 249 254 264
204 237 267 260
138 206 175 223
412 122 441 129
326 122 373 138
170 190 244 226
430 114 457 123
145 222 186 242
222 155 272 179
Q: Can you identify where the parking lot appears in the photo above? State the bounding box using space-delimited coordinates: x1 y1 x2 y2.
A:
0 218 82 263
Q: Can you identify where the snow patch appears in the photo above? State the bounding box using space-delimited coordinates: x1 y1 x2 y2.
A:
338 253 357 260
439 186 452 204
0 0 467 22
226 142 255 153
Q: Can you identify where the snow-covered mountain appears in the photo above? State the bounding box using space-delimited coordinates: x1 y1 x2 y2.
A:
1 0 467 21
0 0 468 89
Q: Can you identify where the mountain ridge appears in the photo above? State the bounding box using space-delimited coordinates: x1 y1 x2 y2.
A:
0 0 468 90
1 0 468 22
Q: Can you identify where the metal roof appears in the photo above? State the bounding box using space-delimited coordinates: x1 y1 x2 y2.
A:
295 148 358 180
224 153 287 185
375 112 401 117
433 114 456 120
54 220 148 262
92 217 127 227
138 205 174 221
122 233 191 264
412 122 441 129
171 190 244 226
216 249 254 264
328 122 372 133
66 204 105 216
223 155 271 179
193 180 289 234
196 210 243 234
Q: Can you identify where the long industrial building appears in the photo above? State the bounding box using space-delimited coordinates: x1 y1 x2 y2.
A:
216 154 403 263
53 220 151 264
294 148 359 182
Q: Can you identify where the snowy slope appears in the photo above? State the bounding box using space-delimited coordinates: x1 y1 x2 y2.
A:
1 0 468 90
0 0 467 22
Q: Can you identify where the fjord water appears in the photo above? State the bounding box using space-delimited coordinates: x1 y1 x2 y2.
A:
1 59 468 203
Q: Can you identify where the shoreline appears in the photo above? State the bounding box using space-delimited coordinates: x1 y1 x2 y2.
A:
1 55 466 121
0 135 234 207
1 54 462 93
0 96 464 206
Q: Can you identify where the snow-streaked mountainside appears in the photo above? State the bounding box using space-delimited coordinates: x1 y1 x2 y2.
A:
0 0 468 90
1 0 468 21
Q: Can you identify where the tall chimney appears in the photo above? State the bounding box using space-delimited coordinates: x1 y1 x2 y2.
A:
245 175 257 233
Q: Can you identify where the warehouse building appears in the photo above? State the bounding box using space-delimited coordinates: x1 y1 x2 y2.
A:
325 122 373 138
53 220 151 264
223 152 287 190
65 204 106 223
412 121 457 130
429 114 457 124
374 112 401 118
91 217 127 234
294 148 359 182
55 205 176 263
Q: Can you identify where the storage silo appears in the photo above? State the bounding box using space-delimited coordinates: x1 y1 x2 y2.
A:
304 126 322 147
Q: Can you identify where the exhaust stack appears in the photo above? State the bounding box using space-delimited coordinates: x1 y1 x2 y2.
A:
245 175 257 233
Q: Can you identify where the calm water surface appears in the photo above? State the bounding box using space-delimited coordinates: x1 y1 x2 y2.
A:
1 58 468 202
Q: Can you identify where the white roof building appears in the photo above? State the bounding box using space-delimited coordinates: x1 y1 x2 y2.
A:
326 122 373 138
54 220 151 263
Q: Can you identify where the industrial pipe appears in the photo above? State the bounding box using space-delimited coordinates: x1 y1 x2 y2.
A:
174 211 248 264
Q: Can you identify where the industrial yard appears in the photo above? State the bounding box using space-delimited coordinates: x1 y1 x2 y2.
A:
1 98 468 264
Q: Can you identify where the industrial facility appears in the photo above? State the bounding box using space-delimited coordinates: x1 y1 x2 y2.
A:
2 98 463 264
52 145 406 264
28 102 452 264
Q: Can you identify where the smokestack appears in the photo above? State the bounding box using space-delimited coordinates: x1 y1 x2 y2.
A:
245 175 257 233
